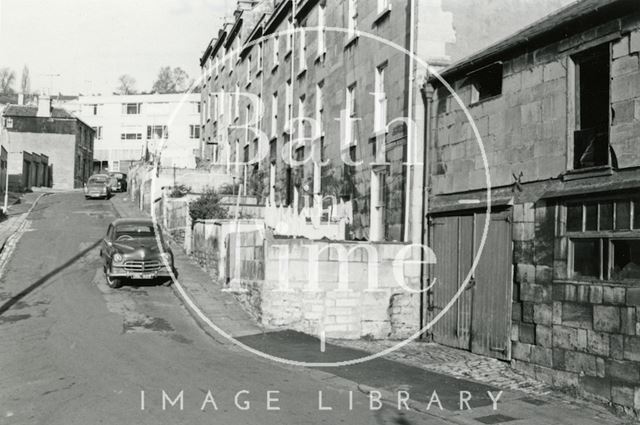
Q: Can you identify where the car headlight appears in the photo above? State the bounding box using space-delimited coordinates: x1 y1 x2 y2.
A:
113 253 123 263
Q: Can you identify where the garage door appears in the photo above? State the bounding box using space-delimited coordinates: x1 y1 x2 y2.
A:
427 209 513 360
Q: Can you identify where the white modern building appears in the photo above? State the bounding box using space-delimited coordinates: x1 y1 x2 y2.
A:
76 93 201 173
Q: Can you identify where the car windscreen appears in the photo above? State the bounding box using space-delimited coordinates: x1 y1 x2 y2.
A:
111 173 124 179
89 176 108 184
115 224 156 238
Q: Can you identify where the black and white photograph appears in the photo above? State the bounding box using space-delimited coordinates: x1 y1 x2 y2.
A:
0 0 639 423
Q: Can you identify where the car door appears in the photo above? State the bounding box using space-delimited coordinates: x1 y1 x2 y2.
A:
102 224 113 262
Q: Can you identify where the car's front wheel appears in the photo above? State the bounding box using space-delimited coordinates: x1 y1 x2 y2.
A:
106 274 123 289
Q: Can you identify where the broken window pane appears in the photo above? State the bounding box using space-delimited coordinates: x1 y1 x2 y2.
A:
585 203 598 231
567 204 582 232
635 200 640 229
572 239 600 279
611 240 640 280
599 202 613 231
615 201 631 230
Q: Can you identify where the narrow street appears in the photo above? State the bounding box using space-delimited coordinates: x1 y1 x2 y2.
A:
0 192 451 425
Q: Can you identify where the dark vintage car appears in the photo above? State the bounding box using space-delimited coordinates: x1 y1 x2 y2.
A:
101 218 175 288
85 174 112 199
108 172 128 192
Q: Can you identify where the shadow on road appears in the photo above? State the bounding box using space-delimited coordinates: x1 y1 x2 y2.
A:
0 239 101 316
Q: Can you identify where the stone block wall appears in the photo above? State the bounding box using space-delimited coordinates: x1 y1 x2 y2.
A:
430 22 640 197
229 234 423 339
511 200 640 415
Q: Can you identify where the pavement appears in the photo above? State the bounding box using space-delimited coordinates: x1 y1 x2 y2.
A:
2 191 450 425
108 193 633 425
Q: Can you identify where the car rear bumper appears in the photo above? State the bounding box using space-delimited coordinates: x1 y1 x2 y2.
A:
86 192 108 198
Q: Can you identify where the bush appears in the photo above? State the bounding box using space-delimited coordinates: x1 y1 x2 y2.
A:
168 184 190 198
189 188 229 222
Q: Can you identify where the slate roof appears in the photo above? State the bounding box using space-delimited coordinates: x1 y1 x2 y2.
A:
430 0 635 81
2 105 76 119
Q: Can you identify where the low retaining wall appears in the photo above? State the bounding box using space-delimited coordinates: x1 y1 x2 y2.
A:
228 231 424 340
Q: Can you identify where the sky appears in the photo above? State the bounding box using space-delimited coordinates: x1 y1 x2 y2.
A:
0 0 233 95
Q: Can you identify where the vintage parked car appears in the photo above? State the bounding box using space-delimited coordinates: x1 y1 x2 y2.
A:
100 218 175 289
108 172 128 192
85 174 112 199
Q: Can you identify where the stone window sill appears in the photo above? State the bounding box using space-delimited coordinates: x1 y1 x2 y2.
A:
562 166 613 181
373 5 392 26
344 34 359 49
469 94 501 108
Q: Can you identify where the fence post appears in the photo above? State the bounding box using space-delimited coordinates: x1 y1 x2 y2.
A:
184 213 192 254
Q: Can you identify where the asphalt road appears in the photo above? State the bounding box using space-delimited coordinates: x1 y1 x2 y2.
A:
0 193 448 425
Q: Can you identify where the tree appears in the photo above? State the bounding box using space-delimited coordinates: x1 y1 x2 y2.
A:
20 65 30 94
0 68 16 95
116 74 137 95
151 66 190 94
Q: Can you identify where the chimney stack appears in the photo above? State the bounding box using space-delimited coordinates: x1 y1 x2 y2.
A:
17 93 24 105
36 94 52 118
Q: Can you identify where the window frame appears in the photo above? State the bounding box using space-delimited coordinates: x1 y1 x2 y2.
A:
563 195 640 283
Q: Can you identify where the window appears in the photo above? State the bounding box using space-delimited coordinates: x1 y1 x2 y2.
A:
90 104 99 115
286 20 294 55
196 101 202 113
285 80 292 132
345 83 357 145
123 103 141 115
234 83 240 119
247 54 252 84
315 82 324 138
374 63 387 132
111 161 120 172
92 126 103 140
147 125 168 139
470 62 502 104
273 35 280 68
190 125 200 139
298 23 307 72
566 198 640 281
245 104 252 142
257 42 263 72
347 0 357 38
317 5 326 56
121 133 142 140
572 44 610 170
271 91 278 137
297 95 305 140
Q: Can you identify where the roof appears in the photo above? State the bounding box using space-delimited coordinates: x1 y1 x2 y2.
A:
111 218 154 226
431 0 636 82
2 105 76 119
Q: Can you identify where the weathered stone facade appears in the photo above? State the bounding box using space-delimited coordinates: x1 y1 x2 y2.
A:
198 0 572 243
427 0 640 414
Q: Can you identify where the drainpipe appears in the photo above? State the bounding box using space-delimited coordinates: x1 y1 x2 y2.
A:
403 0 416 242
419 80 433 340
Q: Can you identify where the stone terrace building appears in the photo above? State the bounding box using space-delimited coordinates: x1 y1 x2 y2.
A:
200 0 425 242
426 0 640 414
199 0 574 242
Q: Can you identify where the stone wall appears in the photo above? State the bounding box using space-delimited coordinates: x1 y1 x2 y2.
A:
430 23 640 196
510 200 640 416
228 232 423 339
